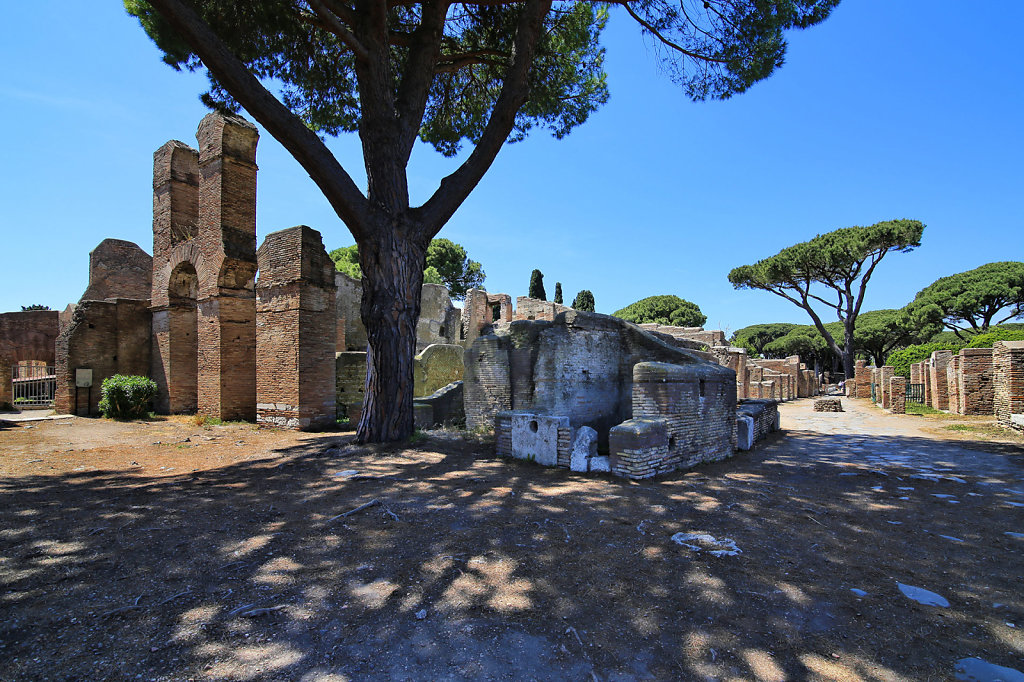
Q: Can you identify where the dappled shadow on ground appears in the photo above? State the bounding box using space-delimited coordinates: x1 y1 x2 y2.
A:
1 424 1023 680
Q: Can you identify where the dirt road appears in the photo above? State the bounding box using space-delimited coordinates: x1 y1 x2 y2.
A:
1 400 1022 680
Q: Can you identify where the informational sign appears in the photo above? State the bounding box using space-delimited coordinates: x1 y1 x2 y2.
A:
75 368 93 388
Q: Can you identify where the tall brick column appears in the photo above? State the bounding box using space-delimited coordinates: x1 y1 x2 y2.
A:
150 141 201 414
889 376 906 414
993 341 1024 430
929 350 953 410
947 354 962 414
879 366 894 409
196 114 259 421
853 361 869 398
959 348 994 416
256 226 337 429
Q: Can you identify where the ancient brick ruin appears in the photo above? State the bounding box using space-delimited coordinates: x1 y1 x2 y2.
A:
0 310 60 408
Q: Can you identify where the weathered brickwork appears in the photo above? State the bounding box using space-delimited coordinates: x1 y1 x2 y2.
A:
417 284 460 352
335 351 368 422
993 341 1024 431
54 300 151 415
413 343 464 397
149 114 259 421
879 366 894 409
737 399 779 443
630 362 736 472
609 417 670 480
929 350 953 410
0 311 60 406
255 226 337 430
946 355 962 415
514 296 573 322
955 348 995 416
814 398 844 412
637 324 726 349
889 376 906 414
334 272 366 352
854 361 872 399
461 288 512 348
80 239 153 302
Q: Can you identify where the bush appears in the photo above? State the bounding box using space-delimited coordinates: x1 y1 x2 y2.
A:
99 375 158 419
612 294 705 327
885 342 962 378
963 329 1024 348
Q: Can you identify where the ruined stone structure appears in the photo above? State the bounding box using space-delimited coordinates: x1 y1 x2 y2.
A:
879 366 895 409
0 311 60 407
814 398 843 412
461 288 512 348
80 239 153 303
993 340 1024 432
255 226 337 429
888 376 906 414
471 311 738 478
55 300 152 416
955 348 995 416
929 350 953 411
335 272 366 352
946 354 962 415
149 114 259 420
514 296 573 323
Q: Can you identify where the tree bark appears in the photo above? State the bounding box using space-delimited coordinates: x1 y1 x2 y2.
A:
356 225 428 443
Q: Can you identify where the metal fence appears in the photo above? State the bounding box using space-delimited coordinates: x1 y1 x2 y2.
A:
11 365 56 407
906 382 925 404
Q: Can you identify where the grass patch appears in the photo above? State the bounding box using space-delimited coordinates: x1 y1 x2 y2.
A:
905 401 942 415
943 422 1024 442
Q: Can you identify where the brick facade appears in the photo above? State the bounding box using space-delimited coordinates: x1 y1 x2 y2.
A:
255 226 337 429
929 350 953 410
993 341 1024 431
0 311 60 407
889 376 906 414
54 300 152 415
946 354 962 415
879 366 894 409
954 348 995 416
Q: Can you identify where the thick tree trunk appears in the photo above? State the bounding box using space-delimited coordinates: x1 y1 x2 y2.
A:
356 228 427 443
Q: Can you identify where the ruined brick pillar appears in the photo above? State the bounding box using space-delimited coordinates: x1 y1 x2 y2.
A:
150 141 201 414
196 114 259 421
889 376 906 414
256 225 337 429
958 348 994 416
947 354 962 415
993 341 1024 430
929 350 953 411
852 360 868 399
910 363 921 385
922 360 932 405
879 366 894 409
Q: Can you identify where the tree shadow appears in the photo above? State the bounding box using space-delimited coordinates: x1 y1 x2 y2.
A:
1 426 1022 680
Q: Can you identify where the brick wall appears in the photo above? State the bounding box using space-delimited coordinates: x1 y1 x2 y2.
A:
461 288 512 348
889 376 906 414
0 311 60 406
514 296 573 322
946 355 962 415
854 361 871 399
879 366 894 409
929 350 953 410
54 300 151 415
80 239 153 302
993 341 1024 431
958 348 995 416
256 225 337 429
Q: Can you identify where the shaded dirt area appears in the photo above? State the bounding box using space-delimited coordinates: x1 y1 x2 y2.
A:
1 400 1023 681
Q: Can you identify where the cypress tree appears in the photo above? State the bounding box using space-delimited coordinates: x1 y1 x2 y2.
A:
572 290 595 312
554 282 563 304
529 269 546 300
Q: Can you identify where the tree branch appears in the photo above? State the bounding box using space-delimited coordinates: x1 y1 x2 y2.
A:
620 2 729 63
145 0 371 237
307 0 370 62
394 0 450 161
417 0 552 234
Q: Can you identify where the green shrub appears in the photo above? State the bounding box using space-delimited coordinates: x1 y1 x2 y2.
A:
885 341 963 378
963 329 1024 348
99 375 158 419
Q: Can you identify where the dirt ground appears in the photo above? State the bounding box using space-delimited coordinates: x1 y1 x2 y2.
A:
1 399 1022 681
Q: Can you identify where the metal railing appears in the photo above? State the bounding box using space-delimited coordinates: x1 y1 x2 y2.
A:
906 382 925 404
11 366 56 407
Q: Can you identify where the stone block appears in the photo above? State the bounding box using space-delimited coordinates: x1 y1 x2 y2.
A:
609 417 669 480
414 343 464 397
736 415 755 451
413 403 435 430
499 411 571 467
569 425 598 472
814 398 844 412
413 380 464 427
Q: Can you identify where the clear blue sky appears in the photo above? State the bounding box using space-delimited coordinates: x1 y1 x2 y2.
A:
2 2 1021 334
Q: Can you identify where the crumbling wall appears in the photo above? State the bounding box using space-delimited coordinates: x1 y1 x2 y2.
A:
0 311 60 407
54 300 151 415
150 114 259 421
335 272 366 352
929 350 953 410
514 296 573 322
80 239 153 302
461 288 512 348
889 376 906 414
993 340 1024 431
256 225 337 429
417 284 460 352
956 348 995 416
464 310 735 452
946 355 962 415
414 343 464 397
637 324 726 348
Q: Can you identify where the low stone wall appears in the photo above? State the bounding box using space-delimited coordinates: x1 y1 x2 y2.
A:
814 398 843 412
335 351 366 422
413 344 464 397
993 341 1024 431
737 399 779 444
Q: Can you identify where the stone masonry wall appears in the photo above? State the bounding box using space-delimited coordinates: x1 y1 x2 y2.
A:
958 348 995 416
256 225 337 429
993 341 1024 431
879 366 894 409
929 350 953 411
335 272 366 352
461 288 512 348
54 300 151 416
80 239 153 303
336 351 367 422
0 311 60 407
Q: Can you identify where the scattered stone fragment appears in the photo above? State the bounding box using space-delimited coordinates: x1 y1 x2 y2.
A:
954 657 1024 682
671 532 741 557
897 583 949 607
1004 532 1024 539
850 588 868 597
415 609 427 620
